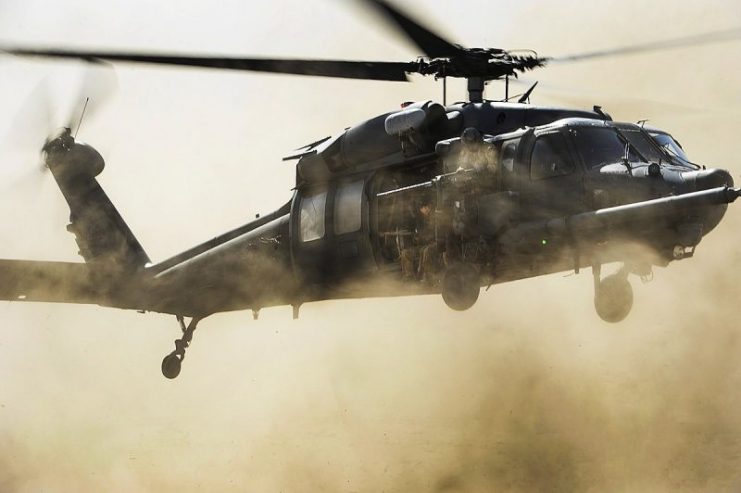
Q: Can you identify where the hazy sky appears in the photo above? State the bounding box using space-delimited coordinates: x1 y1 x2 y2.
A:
1 1 741 491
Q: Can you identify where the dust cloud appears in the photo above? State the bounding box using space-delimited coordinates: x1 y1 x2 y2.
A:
1 0 741 492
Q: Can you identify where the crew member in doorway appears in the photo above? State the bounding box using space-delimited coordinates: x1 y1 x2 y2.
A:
401 197 441 283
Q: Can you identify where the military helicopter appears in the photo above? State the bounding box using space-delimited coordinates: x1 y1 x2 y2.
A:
1 0 740 379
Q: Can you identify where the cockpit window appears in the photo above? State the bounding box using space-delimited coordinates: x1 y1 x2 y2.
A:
572 127 636 168
530 133 574 180
650 132 691 164
620 129 664 163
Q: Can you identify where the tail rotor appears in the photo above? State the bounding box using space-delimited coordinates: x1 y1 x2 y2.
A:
4 63 118 170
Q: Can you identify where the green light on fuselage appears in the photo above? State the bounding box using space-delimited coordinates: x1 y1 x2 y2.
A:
541 239 548 246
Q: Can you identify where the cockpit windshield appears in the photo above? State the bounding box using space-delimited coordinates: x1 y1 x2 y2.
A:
649 131 691 165
571 126 667 169
620 129 664 163
571 127 635 168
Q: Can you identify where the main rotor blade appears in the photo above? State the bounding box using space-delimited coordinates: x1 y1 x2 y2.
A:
550 27 741 63
0 47 413 81
508 77 719 115
360 0 464 58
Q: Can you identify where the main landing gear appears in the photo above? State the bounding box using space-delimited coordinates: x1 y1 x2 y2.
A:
161 316 201 379
593 264 634 323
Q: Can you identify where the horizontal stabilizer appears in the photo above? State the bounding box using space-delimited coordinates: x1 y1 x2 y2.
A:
0 259 101 305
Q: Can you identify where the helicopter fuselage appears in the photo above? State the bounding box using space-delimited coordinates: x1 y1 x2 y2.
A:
83 101 731 318
4 0 741 380
7 101 734 324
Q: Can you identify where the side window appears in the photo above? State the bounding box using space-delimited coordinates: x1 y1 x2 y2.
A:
299 190 327 242
334 180 365 235
500 139 518 172
530 133 574 180
571 127 627 169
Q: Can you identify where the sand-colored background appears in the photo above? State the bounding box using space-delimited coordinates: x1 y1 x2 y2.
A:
1 0 741 491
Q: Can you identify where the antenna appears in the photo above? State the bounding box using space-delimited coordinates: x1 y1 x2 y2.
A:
517 81 539 104
74 97 90 138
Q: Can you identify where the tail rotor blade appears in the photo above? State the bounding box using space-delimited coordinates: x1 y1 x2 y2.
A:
4 77 54 152
64 62 119 133
2 63 118 190
5 63 118 151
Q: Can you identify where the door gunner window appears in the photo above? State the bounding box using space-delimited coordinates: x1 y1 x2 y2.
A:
334 180 365 235
530 133 574 180
299 190 327 242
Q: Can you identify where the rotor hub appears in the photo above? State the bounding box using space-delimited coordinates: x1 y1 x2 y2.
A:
416 50 546 81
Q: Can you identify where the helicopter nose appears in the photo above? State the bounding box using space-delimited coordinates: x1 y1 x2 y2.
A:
679 168 734 235
681 168 734 192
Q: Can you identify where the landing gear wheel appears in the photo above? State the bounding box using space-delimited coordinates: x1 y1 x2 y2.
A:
594 274 633 323
442 263 480 311
160 316 202 379
161 353 182 379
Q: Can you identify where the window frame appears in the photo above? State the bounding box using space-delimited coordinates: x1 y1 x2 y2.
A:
298 189 328 243
529 131 575 180
333 179 365 236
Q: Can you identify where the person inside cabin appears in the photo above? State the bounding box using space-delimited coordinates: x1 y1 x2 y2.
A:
401 196 440 283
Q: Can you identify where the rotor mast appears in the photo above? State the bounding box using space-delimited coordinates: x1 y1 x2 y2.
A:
467 77 485 103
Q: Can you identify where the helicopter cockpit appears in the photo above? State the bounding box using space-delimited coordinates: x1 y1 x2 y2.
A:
565 120 703 174
569 122 664 169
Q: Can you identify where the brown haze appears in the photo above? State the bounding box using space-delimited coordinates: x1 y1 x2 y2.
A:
1 0 741 491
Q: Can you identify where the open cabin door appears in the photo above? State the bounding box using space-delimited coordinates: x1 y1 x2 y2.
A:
290 178 375 288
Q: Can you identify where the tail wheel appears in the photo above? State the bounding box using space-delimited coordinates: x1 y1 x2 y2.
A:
442 263 480 311
594 274 633 323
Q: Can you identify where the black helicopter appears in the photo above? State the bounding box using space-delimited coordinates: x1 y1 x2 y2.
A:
1 0 740 379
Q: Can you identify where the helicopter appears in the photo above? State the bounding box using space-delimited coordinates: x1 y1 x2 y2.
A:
1 0 740 379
